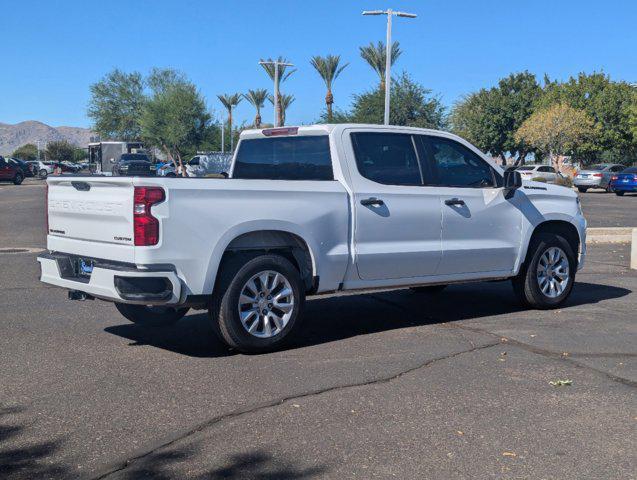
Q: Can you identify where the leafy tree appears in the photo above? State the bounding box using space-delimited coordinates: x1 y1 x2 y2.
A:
141 81 210 176
538 72 637 163
12 143 38 160
147 67 187 94
87 69 144 141
244 89 269 128
217 93 243 151
73 148 87 163
359 41 401 90
260 57 296 127
450 71 542 163
45 140 75 162
515 103 597 168
310 55 349 122
349 72 446 129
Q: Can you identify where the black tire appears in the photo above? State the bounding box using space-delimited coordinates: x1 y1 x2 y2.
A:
166 172 176 178
39 169 48 179
209 254 304 353
615 191 625 196
410 284 447 294
605 183 613 193
576 187 587 193
114 303 189 326
512 232 576 309
13 173 23 185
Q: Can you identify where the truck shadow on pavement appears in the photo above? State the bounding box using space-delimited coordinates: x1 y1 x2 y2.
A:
104 280 631 358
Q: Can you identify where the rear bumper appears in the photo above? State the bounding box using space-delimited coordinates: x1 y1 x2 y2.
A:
610 183 637 192
37 252 182 305
573 178 602 187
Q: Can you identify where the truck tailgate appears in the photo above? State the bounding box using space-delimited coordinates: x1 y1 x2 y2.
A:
47 177 135 246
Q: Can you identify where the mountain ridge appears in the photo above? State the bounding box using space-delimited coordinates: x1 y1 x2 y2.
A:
0 120 94 155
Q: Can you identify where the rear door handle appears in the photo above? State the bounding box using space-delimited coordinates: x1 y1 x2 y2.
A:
444 198 465 206
361 197 385 206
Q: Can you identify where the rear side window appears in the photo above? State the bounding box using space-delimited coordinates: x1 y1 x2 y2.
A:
233 136 333 180
423 136 496 188
351 132 423 186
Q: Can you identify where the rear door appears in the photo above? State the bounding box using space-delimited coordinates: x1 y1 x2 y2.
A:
344 130 442 280
47 177 135 245
420 134 522 276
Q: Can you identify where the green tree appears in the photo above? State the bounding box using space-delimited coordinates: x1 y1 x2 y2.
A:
450 71 542 163
268 94 295 126
260 57 296 126
45 140 75 162
359 41 401 90
147 67 187 94
349 73 446 129
87 69 144 141
515 103 597 169
538 72 636 163
141 81 210 176
217 93 243 151
310 55 349 122
244 89 269 128
12 143 38 160
73 148 87 163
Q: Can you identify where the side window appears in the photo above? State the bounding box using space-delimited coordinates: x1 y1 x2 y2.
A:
350 132 423 186
233 135 333 180
424 136 496 188
547 167 556 173
189 156 200 166
537 166 550 173
611 166 623 172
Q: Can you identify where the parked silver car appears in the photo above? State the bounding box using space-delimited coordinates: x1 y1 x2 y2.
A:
516 165 560 183
574 164 625 193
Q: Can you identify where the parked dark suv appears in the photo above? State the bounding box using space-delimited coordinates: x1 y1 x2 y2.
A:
112 153 156 176
0 156 24 184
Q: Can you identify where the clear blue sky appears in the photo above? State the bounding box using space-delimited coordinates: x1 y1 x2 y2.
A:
1 0 635 128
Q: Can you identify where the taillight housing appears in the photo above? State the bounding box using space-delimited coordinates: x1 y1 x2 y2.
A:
134 186 165 246
592 173 603 177
611 175 618 181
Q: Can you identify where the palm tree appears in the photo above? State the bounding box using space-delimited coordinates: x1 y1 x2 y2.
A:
268 93 295 126
244 89 268 128
310 55 349 122
217 93 242 151
260 57 296 126
359 41 402 90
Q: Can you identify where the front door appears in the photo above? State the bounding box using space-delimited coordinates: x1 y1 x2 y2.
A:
0 158 11 179
344 130 442 281
420 135 522 276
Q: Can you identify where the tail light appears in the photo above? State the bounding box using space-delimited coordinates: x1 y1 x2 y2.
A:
592 173 603 177
633 175 637 181
262 127 299 136
134 186 165 246
611 175 618 181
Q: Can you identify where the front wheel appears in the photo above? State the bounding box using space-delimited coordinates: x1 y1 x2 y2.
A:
13 173 23 185
512 233 576 309
114 303 189 326
39 169 48 179
615 191 625 196
209 254 304 353
576 187 587 193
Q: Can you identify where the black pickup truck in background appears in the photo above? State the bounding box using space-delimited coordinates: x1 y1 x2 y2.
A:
112 153 157 176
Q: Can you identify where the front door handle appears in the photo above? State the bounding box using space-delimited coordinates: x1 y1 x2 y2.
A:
444 198 465 206
361 197 385 206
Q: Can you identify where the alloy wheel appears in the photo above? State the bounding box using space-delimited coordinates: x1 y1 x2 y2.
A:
536 246 570 298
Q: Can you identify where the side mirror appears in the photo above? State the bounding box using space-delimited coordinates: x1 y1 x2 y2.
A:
503 169 522 193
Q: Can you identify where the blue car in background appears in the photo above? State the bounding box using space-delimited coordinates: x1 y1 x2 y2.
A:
610 166 637 196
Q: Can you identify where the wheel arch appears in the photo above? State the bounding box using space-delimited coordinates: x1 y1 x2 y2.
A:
519 220 581 271
203 224 318 295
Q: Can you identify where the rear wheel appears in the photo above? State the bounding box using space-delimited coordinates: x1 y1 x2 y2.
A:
605 183 613 193
114 303 189 326
512 232 576 309
209 254 304 353
615 191 625 196
39 169 48 179
576 187 587 193
410 285 447 294
13 173 23 185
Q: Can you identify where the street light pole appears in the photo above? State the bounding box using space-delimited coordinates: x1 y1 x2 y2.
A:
259 59 294 127
363 9 417 125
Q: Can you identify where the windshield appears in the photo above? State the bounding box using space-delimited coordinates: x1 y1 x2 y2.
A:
120 153 149 162
587 164 605 171
517 166 535 171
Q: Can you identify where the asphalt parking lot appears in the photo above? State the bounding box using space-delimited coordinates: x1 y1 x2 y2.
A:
0 182 635 479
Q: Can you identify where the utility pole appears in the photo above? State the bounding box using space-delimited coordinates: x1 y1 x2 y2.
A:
259 59 294 127
362 9 416 125
221 122 225 153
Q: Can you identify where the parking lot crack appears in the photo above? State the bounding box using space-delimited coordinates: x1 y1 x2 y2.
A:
90 341 499 480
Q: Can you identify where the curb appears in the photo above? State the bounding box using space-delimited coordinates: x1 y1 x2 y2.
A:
586 227 634 244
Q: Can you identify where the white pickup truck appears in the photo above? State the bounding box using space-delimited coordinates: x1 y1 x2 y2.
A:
38 124 586 352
